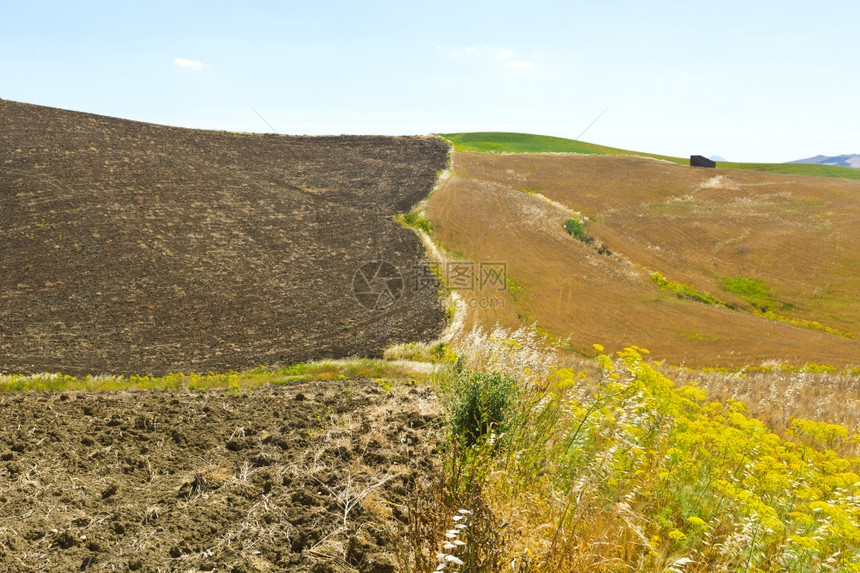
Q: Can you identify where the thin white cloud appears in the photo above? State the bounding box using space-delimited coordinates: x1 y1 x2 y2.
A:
508 60 535 70
437 45 510 60
437 45 535 70
173 58 205 68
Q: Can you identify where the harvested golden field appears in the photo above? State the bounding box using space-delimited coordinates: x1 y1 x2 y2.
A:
427 152 860 367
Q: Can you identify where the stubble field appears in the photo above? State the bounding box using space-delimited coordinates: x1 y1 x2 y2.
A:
427 151 860 368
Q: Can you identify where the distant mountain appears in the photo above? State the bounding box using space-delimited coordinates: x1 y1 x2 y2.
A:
789 154 860 168
709 155 727 162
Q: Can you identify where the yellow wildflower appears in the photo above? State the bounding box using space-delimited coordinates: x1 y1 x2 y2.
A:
687 516 708 529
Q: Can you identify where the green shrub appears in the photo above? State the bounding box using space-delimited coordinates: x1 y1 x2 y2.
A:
449 370 518 447
400 209 432 234
564 218 586 241
721 275 778 311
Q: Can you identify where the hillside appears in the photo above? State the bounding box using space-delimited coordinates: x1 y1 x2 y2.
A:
1 112 858 572
427 146 860 367
0 100 449 376
443 132 860 180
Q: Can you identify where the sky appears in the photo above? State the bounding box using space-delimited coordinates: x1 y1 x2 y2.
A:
1 0 858 163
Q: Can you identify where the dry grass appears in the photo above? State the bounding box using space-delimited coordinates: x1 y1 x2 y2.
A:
416 150 860 571
418 327 860 572
426 152 860 368
666 365 860 437
0 357 427 393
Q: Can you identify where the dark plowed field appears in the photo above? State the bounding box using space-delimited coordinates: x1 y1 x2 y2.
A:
0 100 449 375
0 381 441 572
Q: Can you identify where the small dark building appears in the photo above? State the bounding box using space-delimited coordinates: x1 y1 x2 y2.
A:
690 155 716 168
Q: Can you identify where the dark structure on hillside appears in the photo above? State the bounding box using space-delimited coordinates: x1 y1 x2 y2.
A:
690 155 716 168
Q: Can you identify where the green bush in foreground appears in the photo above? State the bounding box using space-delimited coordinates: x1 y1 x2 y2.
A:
449 370 518 447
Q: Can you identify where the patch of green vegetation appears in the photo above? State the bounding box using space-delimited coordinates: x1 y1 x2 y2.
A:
718 276 852 338
447 369 517 447
721 275 779 311
684 330 720 342
373 378 393 391
700 362 858 375
563 218 587 241
651 272 726 306
506 276 525 304
384 341 459 364
440 132 686 164
397 208 432 234
445 300 457 324
754 310 854 339
719 161 860 181
440 246 470 261
649 272 851 337
441 132 860 180
518 187 541 195
0 358 426 393
535 327 574 351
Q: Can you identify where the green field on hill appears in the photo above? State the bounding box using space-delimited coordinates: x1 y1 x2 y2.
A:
442 132 860 180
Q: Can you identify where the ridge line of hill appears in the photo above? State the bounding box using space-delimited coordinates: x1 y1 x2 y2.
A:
440 132 860 181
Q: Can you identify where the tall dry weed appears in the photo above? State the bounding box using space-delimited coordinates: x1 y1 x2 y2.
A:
419 327 860 572
668 366 860 437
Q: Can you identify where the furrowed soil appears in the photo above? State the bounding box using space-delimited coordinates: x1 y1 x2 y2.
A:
0 380 440 572
0 99 449 376
427 152 860 367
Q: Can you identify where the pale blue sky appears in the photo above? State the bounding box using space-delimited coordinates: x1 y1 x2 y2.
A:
1 0 857 162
